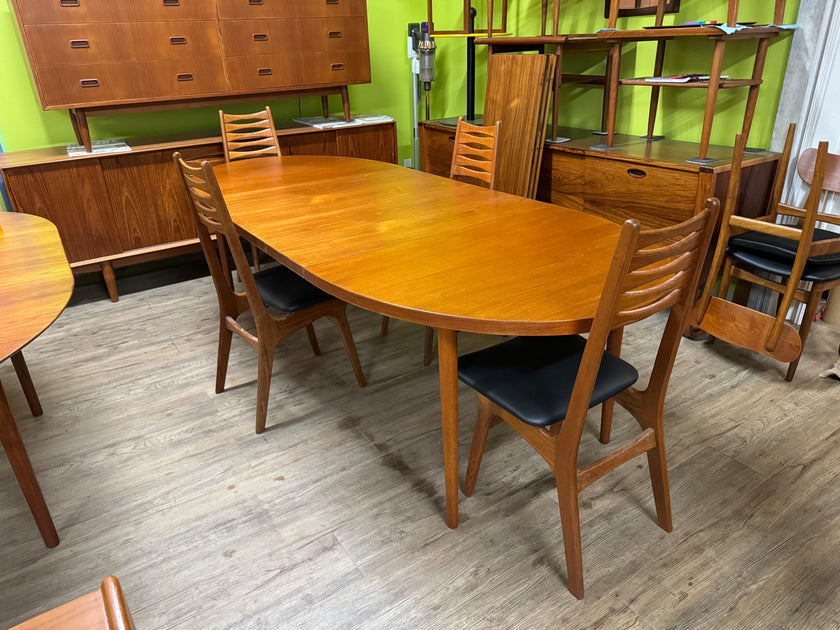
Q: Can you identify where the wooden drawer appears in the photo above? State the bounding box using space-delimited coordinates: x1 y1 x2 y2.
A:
217 0 307 20
13 0 114 25
146 58 228 98
37 62 148 107
303 50 370 85
305 0 367 18
219 19 310 56
418 124 455 177
225 54 305 91
306 17 369 52
583 157 698 229
26 22 221 65
109 0 217 22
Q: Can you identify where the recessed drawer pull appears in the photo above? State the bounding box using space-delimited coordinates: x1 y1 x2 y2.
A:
253 33 268 42
170 36 187 45
60 0 80 7
70 39 90 49
80 78 99 88
249 0 263 4
448 136 455 144
328 31 342 38
627 168 647 179
258 68 272 76
331 63 344 71
326 0 339 4
162 0 180 5
177 73 193 81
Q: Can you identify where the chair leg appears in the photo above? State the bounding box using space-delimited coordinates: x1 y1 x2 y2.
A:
305 324 322 356
251 243 261 273
599 400 614 444
555 464 584 599
380 315 390 336
255 341 276 434
423 327 435 366
330 309 367 388
216 320 234 394
785 289 822 381
10 351 43 417
646 438 673 532
463 396 495 497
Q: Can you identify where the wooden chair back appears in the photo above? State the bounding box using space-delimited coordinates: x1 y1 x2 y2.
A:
449 116 502 190
219 106 281 162
173 152 269 325
562 204 718 449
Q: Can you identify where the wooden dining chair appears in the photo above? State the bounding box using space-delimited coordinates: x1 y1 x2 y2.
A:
219 106 282 272
458 203 718 599
174 153 366 434
694 124 840 380
11 575 134 630
384 116 502 364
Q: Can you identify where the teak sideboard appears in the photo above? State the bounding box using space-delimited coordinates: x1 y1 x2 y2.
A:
0 121 397 301
9 0 371 151
419 121 779 228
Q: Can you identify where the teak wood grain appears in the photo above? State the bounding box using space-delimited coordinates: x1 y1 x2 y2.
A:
0 212 74 549
213 156 622 528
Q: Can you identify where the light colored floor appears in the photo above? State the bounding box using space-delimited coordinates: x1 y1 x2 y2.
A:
2 266 839 629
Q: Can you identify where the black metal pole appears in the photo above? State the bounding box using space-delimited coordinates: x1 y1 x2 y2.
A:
466 7 476 123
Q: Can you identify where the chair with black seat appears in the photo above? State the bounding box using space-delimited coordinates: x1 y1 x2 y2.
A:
694 124 840 380
383 116 502 364
458 203 718 599
174 152 366 434
219 106 283 272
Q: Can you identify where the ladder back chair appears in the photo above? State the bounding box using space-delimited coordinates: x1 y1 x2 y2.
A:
694 124 840 380
174 153 366 434
458 202 718 599
219 106 283 272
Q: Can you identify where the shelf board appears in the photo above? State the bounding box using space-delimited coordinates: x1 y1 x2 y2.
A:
620 78 762 88
596 25 784 41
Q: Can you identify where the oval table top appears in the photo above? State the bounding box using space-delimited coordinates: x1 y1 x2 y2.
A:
214 156 622 336
0 213 74 362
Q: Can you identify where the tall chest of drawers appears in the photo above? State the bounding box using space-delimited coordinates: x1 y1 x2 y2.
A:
10 0 371 151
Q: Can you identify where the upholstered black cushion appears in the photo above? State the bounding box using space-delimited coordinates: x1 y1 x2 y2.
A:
728 228 840 266
254 266 331 312
727 249 840 284
457 336 639 428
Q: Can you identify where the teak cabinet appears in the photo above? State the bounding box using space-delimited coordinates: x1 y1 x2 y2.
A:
0 121 397 301
9 0 371 150
419 121 779 229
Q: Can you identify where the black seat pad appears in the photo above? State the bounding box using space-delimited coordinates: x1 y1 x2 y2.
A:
254 266 332 312
457 336 639 428
727 249 840 284
728 228 840 266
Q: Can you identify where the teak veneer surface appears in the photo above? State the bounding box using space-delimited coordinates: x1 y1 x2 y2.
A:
0 213 74 362
213 156 622 336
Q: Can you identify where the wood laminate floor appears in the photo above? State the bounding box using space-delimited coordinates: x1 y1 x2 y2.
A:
1 263 839 628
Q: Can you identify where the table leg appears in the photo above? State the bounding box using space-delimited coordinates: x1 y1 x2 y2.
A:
437 328 459 528
0 380 59 547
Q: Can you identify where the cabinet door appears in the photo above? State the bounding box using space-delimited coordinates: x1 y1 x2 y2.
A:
2 162 122 263
337 125 397 164
280 131 338 156
536 149 586 212
100 150 197 252
418 124 454 177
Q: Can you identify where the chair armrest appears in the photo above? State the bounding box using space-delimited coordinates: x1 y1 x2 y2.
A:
810 235 840 257
729 216 803 241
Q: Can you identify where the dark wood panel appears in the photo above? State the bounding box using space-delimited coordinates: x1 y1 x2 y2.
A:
281 131 338 157
419 123 454 176
100 150 197 252
2 162 121 263
336 125 397 164
536 150 585 212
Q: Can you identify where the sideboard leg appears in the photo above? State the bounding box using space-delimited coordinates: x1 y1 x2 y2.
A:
321 95 330 118
102 261 119 302
340 86 351 122
70 109 93 153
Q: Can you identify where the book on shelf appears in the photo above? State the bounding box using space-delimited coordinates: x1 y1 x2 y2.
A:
643 74 728 83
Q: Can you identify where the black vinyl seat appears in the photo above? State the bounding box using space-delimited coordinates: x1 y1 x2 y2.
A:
253 266 332 313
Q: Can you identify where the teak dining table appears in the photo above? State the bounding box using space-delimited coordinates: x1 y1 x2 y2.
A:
1 212 74 547
213 156 622 528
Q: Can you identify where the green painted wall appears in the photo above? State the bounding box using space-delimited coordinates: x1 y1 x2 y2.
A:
0 0 798 181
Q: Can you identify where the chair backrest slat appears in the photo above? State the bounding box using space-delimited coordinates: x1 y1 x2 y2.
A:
219 106 282 163
449 116 502 190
